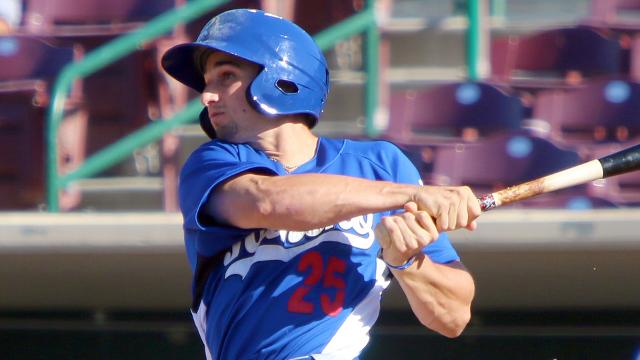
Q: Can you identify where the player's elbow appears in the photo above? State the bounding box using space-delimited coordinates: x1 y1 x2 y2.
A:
218 175 278 229
440 308 471 338
421 307 471 338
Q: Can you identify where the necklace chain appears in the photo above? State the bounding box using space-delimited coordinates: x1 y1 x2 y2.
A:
270 157 299 171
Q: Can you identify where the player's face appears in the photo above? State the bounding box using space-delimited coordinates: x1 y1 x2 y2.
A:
201 52 263 142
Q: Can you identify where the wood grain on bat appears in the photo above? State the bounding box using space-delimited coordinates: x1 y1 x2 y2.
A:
478 144 640 211
494 178 546 207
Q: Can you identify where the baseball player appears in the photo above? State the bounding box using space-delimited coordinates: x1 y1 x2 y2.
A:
161 9 479 359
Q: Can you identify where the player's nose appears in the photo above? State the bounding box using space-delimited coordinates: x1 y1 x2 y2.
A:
201 88 220 106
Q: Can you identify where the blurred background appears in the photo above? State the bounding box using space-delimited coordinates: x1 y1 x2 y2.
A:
1 0 640 359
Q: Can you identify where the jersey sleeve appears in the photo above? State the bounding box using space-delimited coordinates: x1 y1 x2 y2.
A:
179 142 276 232
385 142 461 264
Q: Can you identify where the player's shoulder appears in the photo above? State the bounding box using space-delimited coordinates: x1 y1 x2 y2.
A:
341 138 407 161
186 140 252 162
182 140 261 175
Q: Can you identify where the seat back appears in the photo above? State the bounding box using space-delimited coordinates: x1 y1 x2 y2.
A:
427 133 580 189
491 27 623 87
0 36 84 209
23 0 174 29
0 36 73 81
0 87 45 206
293 0 362 35
387 82 523 143
533 78 640 145
424 132 616 208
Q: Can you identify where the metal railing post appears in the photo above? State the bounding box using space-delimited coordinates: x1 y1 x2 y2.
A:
467 0 480 80
364 0 380 137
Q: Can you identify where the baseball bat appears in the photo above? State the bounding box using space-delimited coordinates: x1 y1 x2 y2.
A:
477 143 640 211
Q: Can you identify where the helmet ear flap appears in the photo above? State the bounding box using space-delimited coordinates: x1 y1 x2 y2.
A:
199 107 217 139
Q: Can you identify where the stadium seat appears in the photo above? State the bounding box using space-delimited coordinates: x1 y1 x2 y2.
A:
0 36 84 210
0 36 73 81
183 0 362 41
386 82 524 145
582 1 640 81
292 0 363 35
422 132 616 209
22 0 175 36
490 27 624 91
532 78 640 148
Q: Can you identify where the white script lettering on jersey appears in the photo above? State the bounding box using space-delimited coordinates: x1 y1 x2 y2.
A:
223 214 376 278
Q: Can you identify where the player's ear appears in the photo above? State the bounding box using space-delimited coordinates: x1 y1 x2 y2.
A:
199 107 217 139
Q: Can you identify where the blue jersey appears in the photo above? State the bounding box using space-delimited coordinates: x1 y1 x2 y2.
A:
180 137 460 359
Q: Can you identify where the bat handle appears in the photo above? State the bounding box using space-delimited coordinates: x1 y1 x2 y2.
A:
477 193 498 212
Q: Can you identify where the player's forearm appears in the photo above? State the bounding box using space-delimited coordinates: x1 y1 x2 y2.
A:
254 173 418 230
222 173 418 230
392 256 475 338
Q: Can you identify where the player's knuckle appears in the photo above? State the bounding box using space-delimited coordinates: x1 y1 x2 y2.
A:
471 203 482 217
416 234 429 247
417 212 430 223
402 212 415 222
394 242 407 253
386 224 398 237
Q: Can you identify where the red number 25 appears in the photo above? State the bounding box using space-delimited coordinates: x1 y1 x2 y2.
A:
287 251 346 317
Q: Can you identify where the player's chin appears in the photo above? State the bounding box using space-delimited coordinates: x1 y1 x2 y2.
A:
213 123 238 142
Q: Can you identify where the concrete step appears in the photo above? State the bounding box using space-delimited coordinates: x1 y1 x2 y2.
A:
75 177 164 211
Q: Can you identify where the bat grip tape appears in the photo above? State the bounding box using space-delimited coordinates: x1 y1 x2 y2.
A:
598 144 640 178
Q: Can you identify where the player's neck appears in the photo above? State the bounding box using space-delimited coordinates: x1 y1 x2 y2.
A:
255 122 319 172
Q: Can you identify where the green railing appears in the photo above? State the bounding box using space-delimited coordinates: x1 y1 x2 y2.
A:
467 0 481 80
46 0 380 211
46 0 483 212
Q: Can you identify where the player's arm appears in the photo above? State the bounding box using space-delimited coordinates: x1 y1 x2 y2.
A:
392 258 474 338
206 172 415 230
206 172 480 231
375 202 475 338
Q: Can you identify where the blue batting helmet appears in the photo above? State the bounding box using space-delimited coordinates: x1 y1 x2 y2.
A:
161 9 330 131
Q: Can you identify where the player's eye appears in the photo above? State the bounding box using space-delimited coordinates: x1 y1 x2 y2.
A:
219 71 236 83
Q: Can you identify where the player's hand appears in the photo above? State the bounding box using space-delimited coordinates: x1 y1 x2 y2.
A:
411 185 481 232
375 202 439 267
